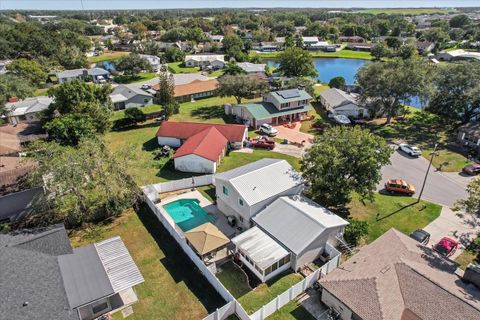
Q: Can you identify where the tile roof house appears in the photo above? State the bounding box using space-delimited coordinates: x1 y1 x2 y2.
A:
0 224 144 320
4 96 53 124
153 78 219 103
225 89 312 129
156 121 247 173
214 159 303 229
110 84 153 110
319 88 369 118
319 228 480 320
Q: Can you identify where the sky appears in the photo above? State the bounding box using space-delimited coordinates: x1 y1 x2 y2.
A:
1 0 479 11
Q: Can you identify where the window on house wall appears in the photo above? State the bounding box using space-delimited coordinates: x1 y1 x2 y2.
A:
239 216 244 222
223 186 229 196
239 198 244 206
91 300 110 315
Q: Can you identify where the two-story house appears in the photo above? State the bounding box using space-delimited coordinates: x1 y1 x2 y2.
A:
225 88 312 129
213 158 304 229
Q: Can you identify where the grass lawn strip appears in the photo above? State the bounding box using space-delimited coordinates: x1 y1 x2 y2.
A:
87 51 130 63
167 61 201 73
265 299 316 320
253 49 372 60
456 236 480 270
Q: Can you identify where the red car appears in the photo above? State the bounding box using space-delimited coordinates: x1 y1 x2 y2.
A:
250 139 275 150
462 163 480 175
433 237 458 258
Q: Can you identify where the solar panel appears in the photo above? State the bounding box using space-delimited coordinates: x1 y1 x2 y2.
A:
277 89 300 99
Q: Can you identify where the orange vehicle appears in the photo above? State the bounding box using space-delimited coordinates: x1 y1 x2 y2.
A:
384 179 416 196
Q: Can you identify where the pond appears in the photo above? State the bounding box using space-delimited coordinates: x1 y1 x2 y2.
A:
266 58 368 85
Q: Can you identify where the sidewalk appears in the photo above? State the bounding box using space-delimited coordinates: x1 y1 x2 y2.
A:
423 206 479 259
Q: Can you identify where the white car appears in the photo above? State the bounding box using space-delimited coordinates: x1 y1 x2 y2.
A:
398 143 422 157
259 123 278 136
333 115 351 125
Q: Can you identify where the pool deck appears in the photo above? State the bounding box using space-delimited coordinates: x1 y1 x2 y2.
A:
156 190 238 239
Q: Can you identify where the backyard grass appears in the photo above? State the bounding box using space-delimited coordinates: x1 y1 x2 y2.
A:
266 300 316 320
217 261 304 314
87 51 129 63
167 61 201 74
299 86 329 134
69 205 225 320
34 87 51 96
348 193 442 243
456 236 480 270
254 49 372 60
114 72 158 84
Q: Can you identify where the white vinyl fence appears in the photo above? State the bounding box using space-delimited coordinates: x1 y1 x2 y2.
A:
143 175 214 202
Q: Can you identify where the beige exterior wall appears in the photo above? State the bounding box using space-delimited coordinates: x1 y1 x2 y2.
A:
174 154 217 174
321 289 354 320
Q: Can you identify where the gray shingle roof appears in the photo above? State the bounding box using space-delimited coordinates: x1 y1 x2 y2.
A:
87 67 109 76
319 88 359 109
111 84 152 101
0 187 43 222
56 68 86 79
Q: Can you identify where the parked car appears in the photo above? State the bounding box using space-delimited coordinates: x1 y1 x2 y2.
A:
409 229 431 245
253 136 275 145
332 115 351 125
384 179 416 196
140 84 151 90
259 123 278 136
398 143 422 157
250 139 275 150
462 163 480 175
433 237 458 258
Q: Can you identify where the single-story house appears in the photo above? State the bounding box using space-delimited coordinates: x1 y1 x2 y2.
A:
0 187 42 222
56 68 110 84
339 36 365 43
237 62 267 77
302 36 320 47
253 195 348 271
0 224 144 320
207 34 224 42
346 42 374 51
416 40 435 53
319 88 369 118
319 228 480 320
156 121 247 173
139 54 162 72
225 89 312 129
437 49 480 61
153 78 219 103
457 122 480 153
214 158 304 229
184 54 225 68
4 96 53 124
110 85 153 110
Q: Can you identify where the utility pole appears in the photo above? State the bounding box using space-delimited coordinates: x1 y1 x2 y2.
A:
416 143 438 203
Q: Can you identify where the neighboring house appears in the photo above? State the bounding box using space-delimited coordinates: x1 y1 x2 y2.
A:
153 78 219 103
319 228 480 320
0 131 21 156
214 158 304 229
156 121 247 173
0 224 144 320
319 88 369 118
139 54 162 72
302 36 320 47
56 68 110 84
4 96 53 124
207 34 224 42
339 36 365 43
437 49 480 61
416 40 435 53
457 122 480 153
0 156 36 195
0 187 42 222
237 62 267 77
346 42 374 51
110 85 153 110
225 89 312 128
184 54 225 68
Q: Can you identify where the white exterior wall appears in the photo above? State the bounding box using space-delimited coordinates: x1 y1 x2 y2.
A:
215 180 252 229
8 112 41 124
237 252 291 283
211 60 225 69
321 289 353 320
157 136 182 147
263 92 309 110
249 185 303 218
333 104 369 118
174 154 217 174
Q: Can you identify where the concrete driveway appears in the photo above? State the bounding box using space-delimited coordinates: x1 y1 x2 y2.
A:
274 124 314 144
378 149 468 207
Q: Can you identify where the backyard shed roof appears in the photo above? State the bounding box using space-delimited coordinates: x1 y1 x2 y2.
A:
173 126 227 162
234 102 311 120
253 196 348 255
231 226 289 270
156 121 246 143
214 159 303 206
185 222 229 255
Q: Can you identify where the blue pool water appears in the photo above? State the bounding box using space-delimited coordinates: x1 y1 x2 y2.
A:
97 60 116 71
266 58 369 85
163 199 215 232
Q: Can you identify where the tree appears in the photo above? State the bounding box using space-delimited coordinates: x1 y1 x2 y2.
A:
278 47 318 78
6 58 47 86
43 112 97 146
371 42 392 60
222 33 244 60
396 44 418 60
129 22 148 40
450 14 471 28
164 47 185 63
223 62 246 76
115 53 152 77
385 37 402 49
455 177 480 215
344 220 369 246
0 74 34 108
162 102 180 120
124 107 146 126
25 139 138 228
357 58 432 123
157 66 175 105
329 76 346 89
217 74 268 104
427 62 480 125
301 126 392 209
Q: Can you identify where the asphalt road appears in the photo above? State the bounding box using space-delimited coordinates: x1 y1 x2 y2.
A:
378 149 469 207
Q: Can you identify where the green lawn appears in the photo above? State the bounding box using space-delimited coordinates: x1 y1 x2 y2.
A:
70 206 225 320
114 72 158 84
348 193 442 243
254 49 372 61
456 236 480 270
87 51 129 63
111 104 163 121
217 261 304 314
207 69 224 77
167 61 200 74
299 86 329 134
266 300 316 320
34 87 51 96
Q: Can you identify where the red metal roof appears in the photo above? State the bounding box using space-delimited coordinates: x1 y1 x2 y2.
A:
173 127 228 162
156 121 246 143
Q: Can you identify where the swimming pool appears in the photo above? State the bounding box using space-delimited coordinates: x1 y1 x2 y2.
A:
163 199 215 232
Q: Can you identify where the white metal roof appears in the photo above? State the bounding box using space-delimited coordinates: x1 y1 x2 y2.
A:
185 54 225 62
5 96 53 116
94 236 144 293
214 159 303 206
231 227 289 270
253 196 349 255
